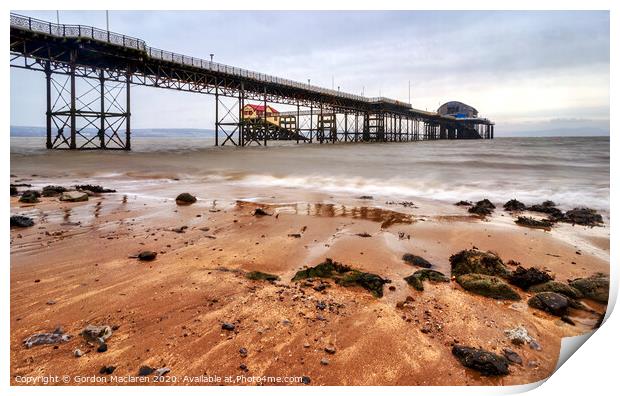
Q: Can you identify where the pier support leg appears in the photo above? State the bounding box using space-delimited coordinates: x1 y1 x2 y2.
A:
43 61 131 150
69 52 76 149
125 69 131 150
45 60 52 149
214 84 219 146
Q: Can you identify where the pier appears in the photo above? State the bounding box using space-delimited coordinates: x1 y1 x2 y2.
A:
10 13 494 150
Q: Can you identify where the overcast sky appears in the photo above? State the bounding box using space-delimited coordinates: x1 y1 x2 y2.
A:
10 10 610 136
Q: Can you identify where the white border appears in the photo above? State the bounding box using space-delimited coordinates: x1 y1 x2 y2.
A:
2 1 616 395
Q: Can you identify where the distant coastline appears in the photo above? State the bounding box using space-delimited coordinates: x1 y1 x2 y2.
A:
10 125 608 138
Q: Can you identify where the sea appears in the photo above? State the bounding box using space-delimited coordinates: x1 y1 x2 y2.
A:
10 136 610 212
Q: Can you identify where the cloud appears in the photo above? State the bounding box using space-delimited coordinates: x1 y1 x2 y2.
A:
10 10 610 134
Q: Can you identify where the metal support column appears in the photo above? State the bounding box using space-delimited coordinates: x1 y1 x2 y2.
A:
214 84 219 146
69 50 77 149
45 60 52 149
125 68 131 150
99 69 106 148
263 87 267 146
238 82 245 146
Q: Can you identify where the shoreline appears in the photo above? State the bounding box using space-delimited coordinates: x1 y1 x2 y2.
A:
9 174 609 386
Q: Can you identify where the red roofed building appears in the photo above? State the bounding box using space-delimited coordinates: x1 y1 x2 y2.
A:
242 104 280 125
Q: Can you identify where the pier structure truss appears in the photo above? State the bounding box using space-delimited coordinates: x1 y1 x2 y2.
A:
10 13 494 150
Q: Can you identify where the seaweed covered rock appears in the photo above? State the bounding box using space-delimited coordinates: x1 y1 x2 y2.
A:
404 269 449 291
175 193 197 205
336 270 390 298
515 216 554 230
292 259 389 297
292 259 351 281
11 215 34 228
528 292 569 316
19 190 40 203
529 281 582 299
450 249 509 278
452 346 509 376
456 274 520 300
527 201 564 221
562 208 603 227
75 185 116 193
569 273 609 303
468 199 496 216
42 185 67 197
503 199 526 212
402 253 432 268
508 266 552 290
246 271 280 281
60 191 89 202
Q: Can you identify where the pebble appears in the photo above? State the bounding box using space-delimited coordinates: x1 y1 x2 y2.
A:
138 366 154 376
324 346 336 354
221 322 235 331
97 343 108 353
239 347 248 357
74 348 83 357
320 358 329 365
99 365 116 375
154 367 171 378
301 376 311 384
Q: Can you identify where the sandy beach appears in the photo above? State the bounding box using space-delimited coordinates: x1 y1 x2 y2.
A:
9 168 609 386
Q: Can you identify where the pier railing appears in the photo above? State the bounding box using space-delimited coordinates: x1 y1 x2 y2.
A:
10 13 410 108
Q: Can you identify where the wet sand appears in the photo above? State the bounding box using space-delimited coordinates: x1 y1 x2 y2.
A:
9 176 609 386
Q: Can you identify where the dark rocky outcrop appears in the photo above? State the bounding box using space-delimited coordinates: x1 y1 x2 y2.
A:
527 201 564 221
569 273 609 303
508 266 552 290
252 208 271 216
292 259 389 297
42 185 68 197
10 186 18 196
562 208 603 227
19 190 41 203
246 271 280 281
404 269 449 291
528 292 570 316
528 281 582 299
455 200 473 206
468 199 496 216
503 199 527 212
292 259 352 281
336 270 390 298
11 215 34 228
452 346 510 376
402 253 432 268
515 216 554 230
175 193 197 205
456 274 521 300
75 185 116 193
450 249 509 278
